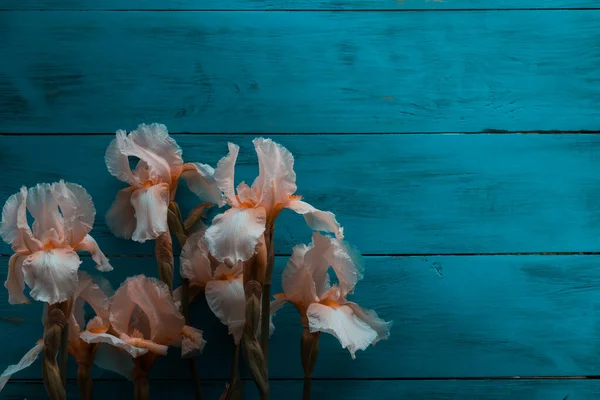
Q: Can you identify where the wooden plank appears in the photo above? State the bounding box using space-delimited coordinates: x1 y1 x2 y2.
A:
1 11 599 133
3 0 600 10
4 379 600 399
0 134 599 255
3 255 600 379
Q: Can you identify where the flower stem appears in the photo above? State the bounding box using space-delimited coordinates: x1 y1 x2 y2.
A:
303 377 312 400
77 361 94 400
169 201 203 400
132 353 155 400
260 223 275 366
155 231 174 293
43 304 67 400
59 298 73 389
300 329 320 400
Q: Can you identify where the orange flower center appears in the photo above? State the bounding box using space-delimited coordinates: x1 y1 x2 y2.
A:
320 299 341 309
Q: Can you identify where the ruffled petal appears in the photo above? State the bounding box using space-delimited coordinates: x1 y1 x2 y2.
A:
307 303 378 359
127 123 183 182
180 231 213 287
105 133 139 186
181 163 225 207
105 187 137 240
52 181 95 246
181 325 206 358
130 183 170 243
270 293 288 316
252 138 297 211
5 253 29 305
93 342 135 380
0 340 44 392
214 142 240 206
75 234 113 272
110 275 185 345
205 278 245 344
286 199 343 239
345 302 392 345
282 244 318 307
80 331 148 358
0 187 41 253
22 248 81 304
26 183 64 245
205 207 266 265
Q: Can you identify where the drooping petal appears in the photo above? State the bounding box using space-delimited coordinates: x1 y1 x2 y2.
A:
80 331 148 358
110 276 185 345
181 325 206 358
345 302 392 345
286 199 343 239
75 234 113 272
180 231 213 287
52 181 95 246
26 183 64 245
106 187 137 240
129 183 170 243
5 253 29 305
0 340 44 392
307 303 378 359
214 142 240 206
105 132 139 186
0 186 41 253
181 163 225 207
205 207 266 265
93 342 135 380
22 248 81 304
282 244 318 307
252 138 297 211
205 277 245 344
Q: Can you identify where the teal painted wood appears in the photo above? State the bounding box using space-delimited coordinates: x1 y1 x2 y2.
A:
1 134 599 255
1 11 600 133
3 255 600 379
4 0 600 10
4 379 600 399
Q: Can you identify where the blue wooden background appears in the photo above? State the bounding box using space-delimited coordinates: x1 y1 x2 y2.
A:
2 1 600 398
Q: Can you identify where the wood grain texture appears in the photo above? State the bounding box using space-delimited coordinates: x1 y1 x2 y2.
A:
3 255 600 379
1 134 599 255
1 11 599 133
3 0 600 10
4 379 600 399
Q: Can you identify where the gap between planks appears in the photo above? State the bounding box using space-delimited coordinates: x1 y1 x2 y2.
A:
4 8 600 11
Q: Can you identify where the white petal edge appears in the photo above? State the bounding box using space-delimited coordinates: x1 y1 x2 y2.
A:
0 340 44 392
52 181 95 246
286 199 343 239
180 231 213 286
181 325 206 358
252 138 297 210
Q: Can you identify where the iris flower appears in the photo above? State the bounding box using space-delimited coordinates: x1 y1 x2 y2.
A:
180 230 273 344
205 138 343 265
273 233 391 358
0 181 112 305
105 123 223 243
87 275 205 358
